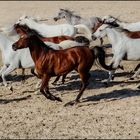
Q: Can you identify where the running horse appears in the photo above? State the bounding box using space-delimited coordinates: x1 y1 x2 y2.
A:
14 24 90 84
12 33 113 106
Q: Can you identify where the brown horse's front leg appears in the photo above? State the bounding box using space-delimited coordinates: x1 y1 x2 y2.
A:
40 75 62 102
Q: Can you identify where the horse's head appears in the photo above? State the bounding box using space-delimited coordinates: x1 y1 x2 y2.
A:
12 34 30 51
54 8 72 21
102 15 120 27
16 15 37 26
92 24 110 40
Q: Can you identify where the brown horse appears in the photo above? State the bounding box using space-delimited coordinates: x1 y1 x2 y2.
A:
14 24 90 85
12 33 113 106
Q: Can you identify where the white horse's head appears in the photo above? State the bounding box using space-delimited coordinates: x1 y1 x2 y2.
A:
54 8 75 21
102 15 120 27
16 15 48 25
102 15 116 23
16 15 32 25
92 24 109 40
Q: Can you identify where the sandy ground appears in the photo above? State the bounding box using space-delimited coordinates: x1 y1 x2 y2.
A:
0 1 140 139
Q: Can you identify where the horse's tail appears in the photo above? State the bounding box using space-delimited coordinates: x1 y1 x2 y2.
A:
90 46 114 71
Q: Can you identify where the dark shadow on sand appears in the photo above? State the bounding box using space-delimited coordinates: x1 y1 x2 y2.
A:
0 95 31 104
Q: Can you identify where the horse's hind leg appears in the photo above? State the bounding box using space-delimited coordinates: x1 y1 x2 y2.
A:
52 75 61 85
64 72 90 106
52 74 67 85
130 68 140 80
31 68 39 78
21 68 25 83
40 75 62 102
62 74 67 84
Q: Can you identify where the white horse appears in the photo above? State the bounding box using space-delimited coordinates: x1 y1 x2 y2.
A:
92 24 140 85
53 8 102 30
102 15 140 31
53 9 103 44
15 15 77 37
0 32 35 89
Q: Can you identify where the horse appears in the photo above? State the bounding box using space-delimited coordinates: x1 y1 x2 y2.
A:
53 8 103 44
15 15 77 37
92 24 140 86
14 23 90 84
102 15 140 31
0 31 35 89
12 33 113 106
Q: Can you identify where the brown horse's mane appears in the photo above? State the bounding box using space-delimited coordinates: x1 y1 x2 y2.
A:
15 24 44 38
29 34 55 52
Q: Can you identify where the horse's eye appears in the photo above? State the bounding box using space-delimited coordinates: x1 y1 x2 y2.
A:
99 29 102 32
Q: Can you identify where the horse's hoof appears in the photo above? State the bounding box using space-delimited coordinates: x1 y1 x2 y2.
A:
103 82 109 87
64 100 79 107
51 82 57 86
137 85 140 89
9 86 13 92
0 83 3 86
55 96 62 102
129 77 134 80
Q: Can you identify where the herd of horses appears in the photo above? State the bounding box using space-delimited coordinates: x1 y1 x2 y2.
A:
1 8 140 106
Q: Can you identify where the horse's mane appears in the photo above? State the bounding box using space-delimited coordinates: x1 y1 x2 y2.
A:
29 34 54 52
107 15 129 23
60 8 82 19
15 24 44 38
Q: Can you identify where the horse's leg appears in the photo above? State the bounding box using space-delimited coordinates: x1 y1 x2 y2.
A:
65 72 90 106
62 74 67 84
0 65 7 83
1 65 16 91
105 54 123 85
31 68 39 77
52 75 61 85
0 65 7 76
21 68 25 83
100 38 103 45
130 68 140 80
40 75 62 102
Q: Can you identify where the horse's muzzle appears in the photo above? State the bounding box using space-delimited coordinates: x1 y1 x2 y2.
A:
92 35 97 40
12 44 17 51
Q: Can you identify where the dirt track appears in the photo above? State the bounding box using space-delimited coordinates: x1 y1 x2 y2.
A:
0 1 140 139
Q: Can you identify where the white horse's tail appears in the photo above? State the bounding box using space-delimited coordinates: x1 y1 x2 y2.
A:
74 24 92 41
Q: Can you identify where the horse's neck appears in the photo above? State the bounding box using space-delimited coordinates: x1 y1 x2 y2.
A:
28 40 50 63
24 20 41 30
117 20 127 28
106 28 123 47
67 14 82 25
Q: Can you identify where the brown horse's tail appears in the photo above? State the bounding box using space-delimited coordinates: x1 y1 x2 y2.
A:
90 46 114 71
